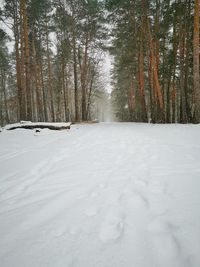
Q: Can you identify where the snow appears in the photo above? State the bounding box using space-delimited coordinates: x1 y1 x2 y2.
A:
0 123 200 267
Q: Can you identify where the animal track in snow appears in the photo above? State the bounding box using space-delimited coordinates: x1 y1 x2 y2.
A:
129 189 149 208
99 212 124 243
148 219 181 266
148 219 172 234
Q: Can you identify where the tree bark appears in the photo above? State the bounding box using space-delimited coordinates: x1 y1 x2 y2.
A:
193 0 200 122
22 0 32 121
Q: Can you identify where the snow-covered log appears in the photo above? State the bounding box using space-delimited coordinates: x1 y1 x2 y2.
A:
5 122 71 131
72 120 99 124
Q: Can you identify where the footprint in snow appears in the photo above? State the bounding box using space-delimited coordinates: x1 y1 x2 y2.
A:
148 219 181 266
99 213 124 243
136 191 149 208
120 187 149 210
84 206 99 217
51 227 67 238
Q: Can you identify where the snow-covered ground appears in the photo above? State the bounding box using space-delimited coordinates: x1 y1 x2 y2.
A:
0 123 200 267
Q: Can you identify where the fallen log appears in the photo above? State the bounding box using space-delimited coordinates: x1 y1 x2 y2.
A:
5 122 71 131
72 119 99 124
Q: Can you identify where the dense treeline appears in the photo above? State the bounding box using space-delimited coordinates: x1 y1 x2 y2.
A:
0 0 199 125
108 0 199 123
0 0 108 125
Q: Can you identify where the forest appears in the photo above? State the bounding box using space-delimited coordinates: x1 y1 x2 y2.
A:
1 1 200 266
0 0 199 124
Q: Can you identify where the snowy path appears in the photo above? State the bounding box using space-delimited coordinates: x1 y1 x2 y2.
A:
0 123 200 267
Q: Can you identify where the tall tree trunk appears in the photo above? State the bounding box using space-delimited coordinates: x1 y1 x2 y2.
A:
138 34 147 121
80 34 89 121
13 0 23 120
72 26 79 122
193 0 200 122
179 25 187 123
128 79 135 121
32 31 43 121
167 10 178 123
86 69 95 120
38 29 48 121
61 57 69 122
142 0 163 113
45 11 55 122
19 0 26 119
22 0 32 120
155 0 160 72
1 68 9 123
184 0 192 122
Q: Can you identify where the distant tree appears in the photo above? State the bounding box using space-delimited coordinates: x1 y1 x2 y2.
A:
107 0 198 123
